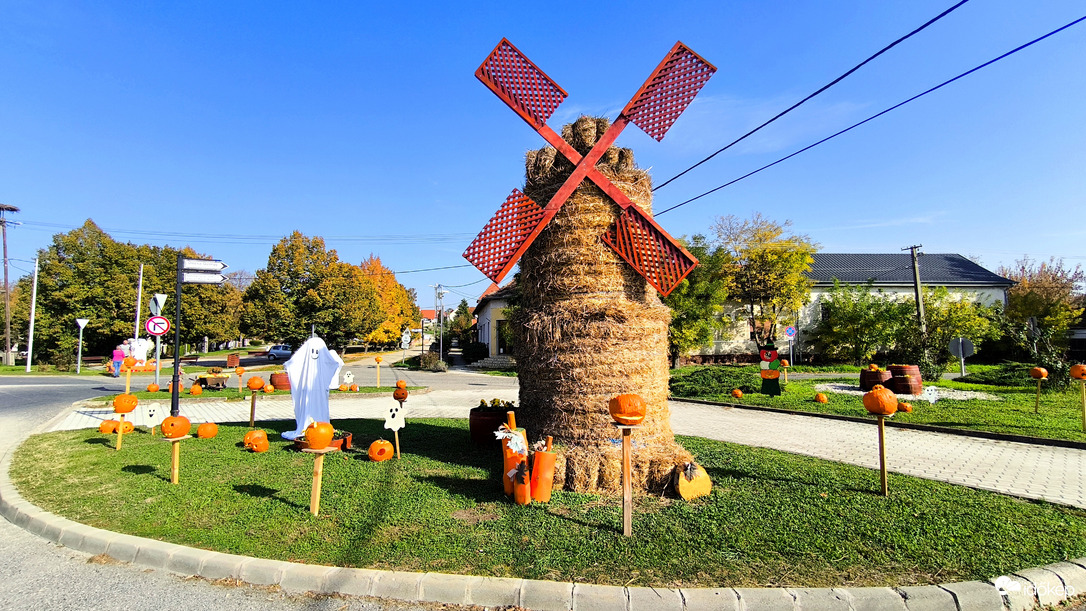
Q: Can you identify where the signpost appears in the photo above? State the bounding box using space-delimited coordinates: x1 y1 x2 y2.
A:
401 331 411 366
75 318 89 374
149 294 168 386
948 337 974 376
171 257 227 416
785 325 797 365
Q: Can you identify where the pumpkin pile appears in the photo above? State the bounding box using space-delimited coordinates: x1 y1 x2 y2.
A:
243 430 269 453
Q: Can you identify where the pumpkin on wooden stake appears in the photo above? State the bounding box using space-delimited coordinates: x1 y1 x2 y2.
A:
305 422 335 450
161 416 191 439
863 385 898 416
247 376 265 391
112 394 138 414
608 394 647 426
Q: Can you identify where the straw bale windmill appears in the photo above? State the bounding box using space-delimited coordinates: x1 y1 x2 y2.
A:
463 39 716 492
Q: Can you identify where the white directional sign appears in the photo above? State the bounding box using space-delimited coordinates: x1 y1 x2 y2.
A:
181 271 228 284
401 332 412 349
76 318 89 329
145 316 171 336
181 258 227 272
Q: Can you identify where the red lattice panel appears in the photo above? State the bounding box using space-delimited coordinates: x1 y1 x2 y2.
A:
601 206 698 297
623 43 716 141
476 38 568 128
463 189 546 282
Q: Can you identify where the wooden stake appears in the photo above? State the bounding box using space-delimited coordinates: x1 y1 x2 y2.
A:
878 415 888 497
621 427 633 536
302 446 338 516
171 438 181 484
782 367 788 383
375 361 380 389
507 411 516 430
116 414 126 451
393 430 401 459
249 393 258 427
124 368 132 395
1080 381 1085 433
1035 378 1044 413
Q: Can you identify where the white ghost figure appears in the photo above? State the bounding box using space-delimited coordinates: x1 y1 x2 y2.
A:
385 403 404 432
342 370 355 386
281 337 344 440
130 337 153 363
921 386 939 404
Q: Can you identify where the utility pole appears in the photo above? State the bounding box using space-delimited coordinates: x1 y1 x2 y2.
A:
903 245 926 335
433 284 447 361
0 204 20 366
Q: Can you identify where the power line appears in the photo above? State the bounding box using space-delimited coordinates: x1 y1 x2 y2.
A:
656 13 1086 216
652 0 971 192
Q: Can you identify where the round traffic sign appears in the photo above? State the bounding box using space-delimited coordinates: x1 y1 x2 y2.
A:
785 326 797 337
145 316 171 337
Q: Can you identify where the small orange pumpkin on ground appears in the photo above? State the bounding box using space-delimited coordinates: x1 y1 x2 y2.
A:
305 422 335 450
349 384 359 392
863 384 898 416
196 422 218 439
247 376 265 391
897 402 913 413
1030 367 1048 380
814 393 828 403
112 394 138 414
608 393 647 425
731 389 743 399
146 383 160 393
243 430 267 448
338 384 348 392
395 379 407 389
118 420 134 434
161 415 191 438
1071 364 1086 380
189 384 203 396
368 439 394 461
393 388 408 402
673 462 712 500
263 384 275 393
99 420 119 434
250 437 270 453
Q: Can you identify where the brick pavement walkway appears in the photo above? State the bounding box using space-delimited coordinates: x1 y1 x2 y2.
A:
50 392 1086 510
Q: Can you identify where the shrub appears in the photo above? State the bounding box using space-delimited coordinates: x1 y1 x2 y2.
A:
420 350 441 370
462 341 489 363
669 365 761 398
430 360 448 373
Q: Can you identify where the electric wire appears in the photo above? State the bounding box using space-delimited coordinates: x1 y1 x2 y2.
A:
656 13 1086 216
652 0 971 192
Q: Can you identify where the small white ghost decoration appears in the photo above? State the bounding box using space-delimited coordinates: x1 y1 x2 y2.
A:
921 386 939 404
342 371 355 386
385 403 405 431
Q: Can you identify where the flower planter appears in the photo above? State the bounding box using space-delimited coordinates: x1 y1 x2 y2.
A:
469 407 508 446
269 372 290 391
293 431 351 451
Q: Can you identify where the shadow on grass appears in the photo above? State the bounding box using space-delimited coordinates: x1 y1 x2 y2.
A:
233 484 306 511
83 437 113 447
121 465 156 476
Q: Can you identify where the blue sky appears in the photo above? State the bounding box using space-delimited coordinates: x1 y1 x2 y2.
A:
2 1 1083 308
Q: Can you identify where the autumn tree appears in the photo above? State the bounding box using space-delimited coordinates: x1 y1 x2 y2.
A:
712 213 817 348
999 257 1084 348
662 234 728 367
447 299 474 347
810 280 913 364
896 287 1001 381
358 255 420 347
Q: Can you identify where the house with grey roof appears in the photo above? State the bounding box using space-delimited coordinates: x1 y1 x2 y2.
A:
697 253 1014 360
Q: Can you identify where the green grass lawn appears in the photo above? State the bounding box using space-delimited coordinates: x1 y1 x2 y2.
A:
12 418 1086 588
672 366 1086 442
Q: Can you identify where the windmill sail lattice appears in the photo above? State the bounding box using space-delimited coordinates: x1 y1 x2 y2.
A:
465 39 716 296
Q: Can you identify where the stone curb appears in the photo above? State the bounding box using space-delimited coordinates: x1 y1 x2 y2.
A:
1 407 1081 610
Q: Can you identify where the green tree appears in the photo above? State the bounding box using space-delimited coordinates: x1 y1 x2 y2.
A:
712 213 817 348
999 257 1084 349
810 280 913 364
663 234 728 367
897 286 1001 380
447 298 474 347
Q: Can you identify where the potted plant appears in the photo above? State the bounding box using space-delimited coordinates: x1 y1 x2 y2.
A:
470 398 514 446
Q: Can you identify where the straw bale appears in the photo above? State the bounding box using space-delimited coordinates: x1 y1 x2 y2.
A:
513 116 691 494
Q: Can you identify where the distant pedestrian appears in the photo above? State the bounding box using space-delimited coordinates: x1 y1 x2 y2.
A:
112 345 124 378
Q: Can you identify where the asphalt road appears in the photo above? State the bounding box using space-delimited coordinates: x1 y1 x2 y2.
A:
0 373 497 611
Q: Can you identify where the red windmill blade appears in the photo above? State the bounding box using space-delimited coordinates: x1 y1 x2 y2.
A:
465 39 715 296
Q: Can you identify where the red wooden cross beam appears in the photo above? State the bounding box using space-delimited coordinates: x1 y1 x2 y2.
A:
463 39 716 296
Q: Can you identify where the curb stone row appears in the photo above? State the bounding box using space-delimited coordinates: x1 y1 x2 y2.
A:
3 417 1085 609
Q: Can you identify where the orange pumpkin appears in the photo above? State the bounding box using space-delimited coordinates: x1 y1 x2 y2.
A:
393 388 408 402
1071 364 1086 380
780 359 789 367
305 422 335 450
161 415 191 438
1030 367 1048 380
118 420 134 434
196 422 218 439
863 384 898 416
235 367 246 375
814 393 828 403
368 439 394 461
395 379 407 389
760 369 780 380
189 384 203 396
168 382 176 393
608 393 647 425
869 364 879 371
122 356 136 370
243 430 267 448
263 384 275 393
112 394 138 414
338 384 348 392
250 437 269 453
673 462 712 501
349 384 359 392
99 420 119 434
146 383 160 393
897 402 913 413
247 376 265 391
375 356 383 363
731 389 743 399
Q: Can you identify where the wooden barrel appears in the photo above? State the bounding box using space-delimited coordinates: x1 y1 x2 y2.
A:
888 365 922 395
269 371 291 390
859 369 892 391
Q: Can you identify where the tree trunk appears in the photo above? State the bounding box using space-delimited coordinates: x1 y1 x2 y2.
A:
513 117 691 494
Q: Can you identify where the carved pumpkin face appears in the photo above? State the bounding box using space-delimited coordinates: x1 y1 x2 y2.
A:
731 389 743 399
235 367 246 375
263 384 275 393
250 437 269 453
161 416 191 439
393 388 408 402
338 384 348 392
368 439 394 462
243 430 267 448
1071 364 1086 380
863 384 898 416
759 349 778 362
349 384 359 392
113 394 138 414
608 394 647 425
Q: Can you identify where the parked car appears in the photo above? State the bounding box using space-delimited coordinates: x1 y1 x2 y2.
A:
266 344 293 360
